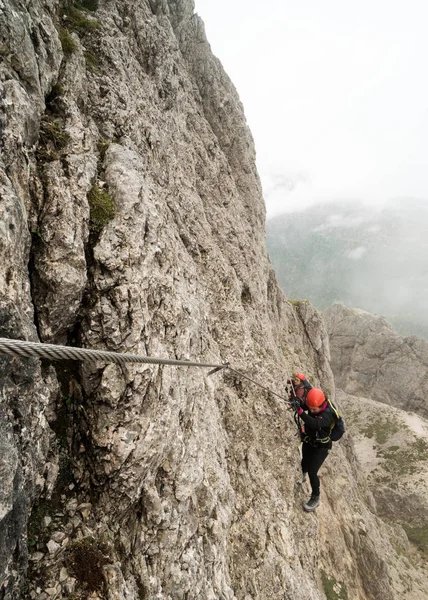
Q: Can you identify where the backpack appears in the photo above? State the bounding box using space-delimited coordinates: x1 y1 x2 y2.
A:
327 399 345 441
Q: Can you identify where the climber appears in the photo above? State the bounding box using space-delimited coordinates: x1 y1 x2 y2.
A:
287 373 312 402
291 388 334 512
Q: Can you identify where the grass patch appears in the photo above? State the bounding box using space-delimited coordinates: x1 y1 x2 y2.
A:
88 185 115 233
84 49 101 73
289 299 309 306
402 524 428 556
413 438 428 454
37 117 70 161
59 27 77 56
96 138 110 160
39 118 69 149
378 438 428 476
362 419 399 445
321 570 348 600
62 5 100 34
391 538 408 557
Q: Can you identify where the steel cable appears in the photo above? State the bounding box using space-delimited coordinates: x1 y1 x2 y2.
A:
0 337 224 369
0 337 292 405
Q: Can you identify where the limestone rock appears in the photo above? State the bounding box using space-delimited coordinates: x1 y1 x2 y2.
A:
0 1 419 599
337 388 428 597
324 302 428 417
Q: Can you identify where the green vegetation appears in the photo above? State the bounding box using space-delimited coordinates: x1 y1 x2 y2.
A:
58 0 99 57
88 185 115 233
39 118 69 149
378 438 428 476
38 117 70 161
390 537 408 557
321 570 348 600
96 138 110 159
403 524 428 556
362 418 399 445
413 438 428 454
288 299 310 306
84 49 101 73
59 27 77 56
31 227 43 241
62 5 100 34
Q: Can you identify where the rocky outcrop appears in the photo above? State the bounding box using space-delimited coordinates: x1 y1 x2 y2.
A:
337 389 428 595
0 1 421 599
324 303 428 418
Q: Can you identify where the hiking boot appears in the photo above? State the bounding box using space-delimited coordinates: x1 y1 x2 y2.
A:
303 494 320 512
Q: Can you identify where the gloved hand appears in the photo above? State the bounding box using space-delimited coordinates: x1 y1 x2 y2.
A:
291 397 301 411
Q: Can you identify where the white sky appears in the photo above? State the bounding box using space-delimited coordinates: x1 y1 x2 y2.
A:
193 0 428 216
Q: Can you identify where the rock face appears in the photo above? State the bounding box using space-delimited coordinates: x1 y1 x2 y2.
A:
0 1 423 599
324 303 428 418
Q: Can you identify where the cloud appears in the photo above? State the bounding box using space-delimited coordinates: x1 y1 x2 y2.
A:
313 213 367 231
261 171 311 214
347 246 367 260
195 0 428 218
263 171 309 195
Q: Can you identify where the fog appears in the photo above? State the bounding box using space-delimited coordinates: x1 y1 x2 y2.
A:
266 199 428 339
194 0 428 217
195 0 428 336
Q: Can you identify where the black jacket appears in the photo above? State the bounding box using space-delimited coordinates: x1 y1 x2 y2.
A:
299 403 334 448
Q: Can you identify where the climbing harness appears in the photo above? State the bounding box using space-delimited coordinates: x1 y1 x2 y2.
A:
0 337 292 406
301 398 345 445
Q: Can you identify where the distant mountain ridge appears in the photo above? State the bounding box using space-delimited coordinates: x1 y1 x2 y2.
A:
266 199 428 339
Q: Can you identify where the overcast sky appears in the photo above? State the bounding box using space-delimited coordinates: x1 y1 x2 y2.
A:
194 0 428 216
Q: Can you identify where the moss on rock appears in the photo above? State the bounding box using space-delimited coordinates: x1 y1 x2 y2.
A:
88 185 115 233
321 570 348 600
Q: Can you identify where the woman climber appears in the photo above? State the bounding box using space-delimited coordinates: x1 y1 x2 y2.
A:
291 388 334 512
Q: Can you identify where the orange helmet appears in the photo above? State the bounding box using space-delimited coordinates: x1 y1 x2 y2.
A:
306 388 325 409
294 373 306 381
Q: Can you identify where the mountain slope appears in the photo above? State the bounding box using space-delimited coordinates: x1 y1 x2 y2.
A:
337 388 428 592
266 199 428 339
324 303 428 419
0 1 423 599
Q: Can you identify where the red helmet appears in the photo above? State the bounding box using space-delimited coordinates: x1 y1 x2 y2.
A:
294 373 306 381
306 388 325 409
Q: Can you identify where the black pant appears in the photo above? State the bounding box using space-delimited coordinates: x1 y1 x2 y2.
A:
301 442 329 496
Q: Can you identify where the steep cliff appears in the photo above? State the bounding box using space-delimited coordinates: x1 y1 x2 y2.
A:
324 303 428 418
0 1 422 599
